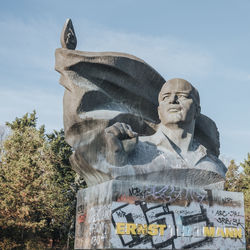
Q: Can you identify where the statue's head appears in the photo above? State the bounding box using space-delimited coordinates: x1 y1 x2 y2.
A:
158 78 201 126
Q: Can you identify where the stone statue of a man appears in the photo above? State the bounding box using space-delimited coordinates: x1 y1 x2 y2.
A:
105 78 201 165
103 78 226 189
55 19 227 189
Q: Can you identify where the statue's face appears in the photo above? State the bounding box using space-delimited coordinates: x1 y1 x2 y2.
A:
158 79 198 126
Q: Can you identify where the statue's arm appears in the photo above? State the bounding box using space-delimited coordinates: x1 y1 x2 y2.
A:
104 122 138 166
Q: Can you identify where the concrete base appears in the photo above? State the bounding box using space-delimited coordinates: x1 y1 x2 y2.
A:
75 180 246 249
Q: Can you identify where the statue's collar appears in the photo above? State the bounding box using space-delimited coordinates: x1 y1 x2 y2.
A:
155 125 208 167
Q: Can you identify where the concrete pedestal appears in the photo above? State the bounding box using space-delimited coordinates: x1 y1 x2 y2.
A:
75 180 246 249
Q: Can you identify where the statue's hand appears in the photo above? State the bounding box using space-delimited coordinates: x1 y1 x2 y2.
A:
104 122 138 166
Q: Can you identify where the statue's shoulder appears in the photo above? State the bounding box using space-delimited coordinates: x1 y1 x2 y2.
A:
139 128 165 145
196 149 227 178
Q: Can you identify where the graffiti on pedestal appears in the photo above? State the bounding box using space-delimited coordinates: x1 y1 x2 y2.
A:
75 184 245 249
127 185 208 204
112 201 176 248
111 201 213 249
76 204 111 248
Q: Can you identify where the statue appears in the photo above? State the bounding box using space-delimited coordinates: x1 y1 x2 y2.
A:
55 19 227 189
55 20 248 250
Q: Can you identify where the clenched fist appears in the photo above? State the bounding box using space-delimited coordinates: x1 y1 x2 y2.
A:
104 122 138 166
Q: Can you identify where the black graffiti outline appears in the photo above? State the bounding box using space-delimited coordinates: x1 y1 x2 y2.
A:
180 205 213 249
138 201 177 249
111 202 177 249
128 185 208 204
112 203 141 247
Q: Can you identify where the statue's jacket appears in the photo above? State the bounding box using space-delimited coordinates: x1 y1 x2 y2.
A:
91 125 227 189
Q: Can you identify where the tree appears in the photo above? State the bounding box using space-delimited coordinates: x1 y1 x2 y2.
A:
0 111 78 249
224 160 240 192
46 129 85 248
0 124 10 158
239 154 250 247
225 156 250 248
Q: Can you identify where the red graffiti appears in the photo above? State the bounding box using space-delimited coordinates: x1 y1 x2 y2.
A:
78 213 87 223
117 195 137 204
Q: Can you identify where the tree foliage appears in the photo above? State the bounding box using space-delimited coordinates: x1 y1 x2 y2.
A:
0 111 79 249
0 124 10 158
239 154 250 247
224 155 250 248
224 160 240 192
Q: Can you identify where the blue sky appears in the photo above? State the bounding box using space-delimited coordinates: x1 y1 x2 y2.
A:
0 0 250 164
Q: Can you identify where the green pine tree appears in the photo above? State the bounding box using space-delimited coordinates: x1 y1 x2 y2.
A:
225 156 250 248
224 160 240 192
0 111 79 249
239 154 250 247
46 129 86 248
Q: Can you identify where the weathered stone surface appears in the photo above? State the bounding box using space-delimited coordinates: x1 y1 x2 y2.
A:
54 19 247 250
75 180 246 249
55 20 226 189
60 18 77 50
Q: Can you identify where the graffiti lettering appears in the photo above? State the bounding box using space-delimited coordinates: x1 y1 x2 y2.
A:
126 185 207 204
203 227 242 238
216 217 242 227
117 195 137 203
215 210 240 217
111 202 214 249
116 222 166 236
112 202 176 248
129 187 147 198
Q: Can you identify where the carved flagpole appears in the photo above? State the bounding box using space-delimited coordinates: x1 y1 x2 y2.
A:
60 18 77 50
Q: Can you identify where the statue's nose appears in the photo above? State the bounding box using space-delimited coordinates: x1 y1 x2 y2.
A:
169 94 179 104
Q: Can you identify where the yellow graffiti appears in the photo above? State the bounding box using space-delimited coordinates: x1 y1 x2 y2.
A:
203 226 215 237
116 222 126 235
203 227 242 238
137 224 147 235
232 228 242 238
216 227 225 237
116 223 243 239
116 223 166 236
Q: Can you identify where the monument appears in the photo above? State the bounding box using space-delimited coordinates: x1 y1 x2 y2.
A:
55 19 246 249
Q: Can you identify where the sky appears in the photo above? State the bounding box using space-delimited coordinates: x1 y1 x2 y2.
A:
0 0 250 164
